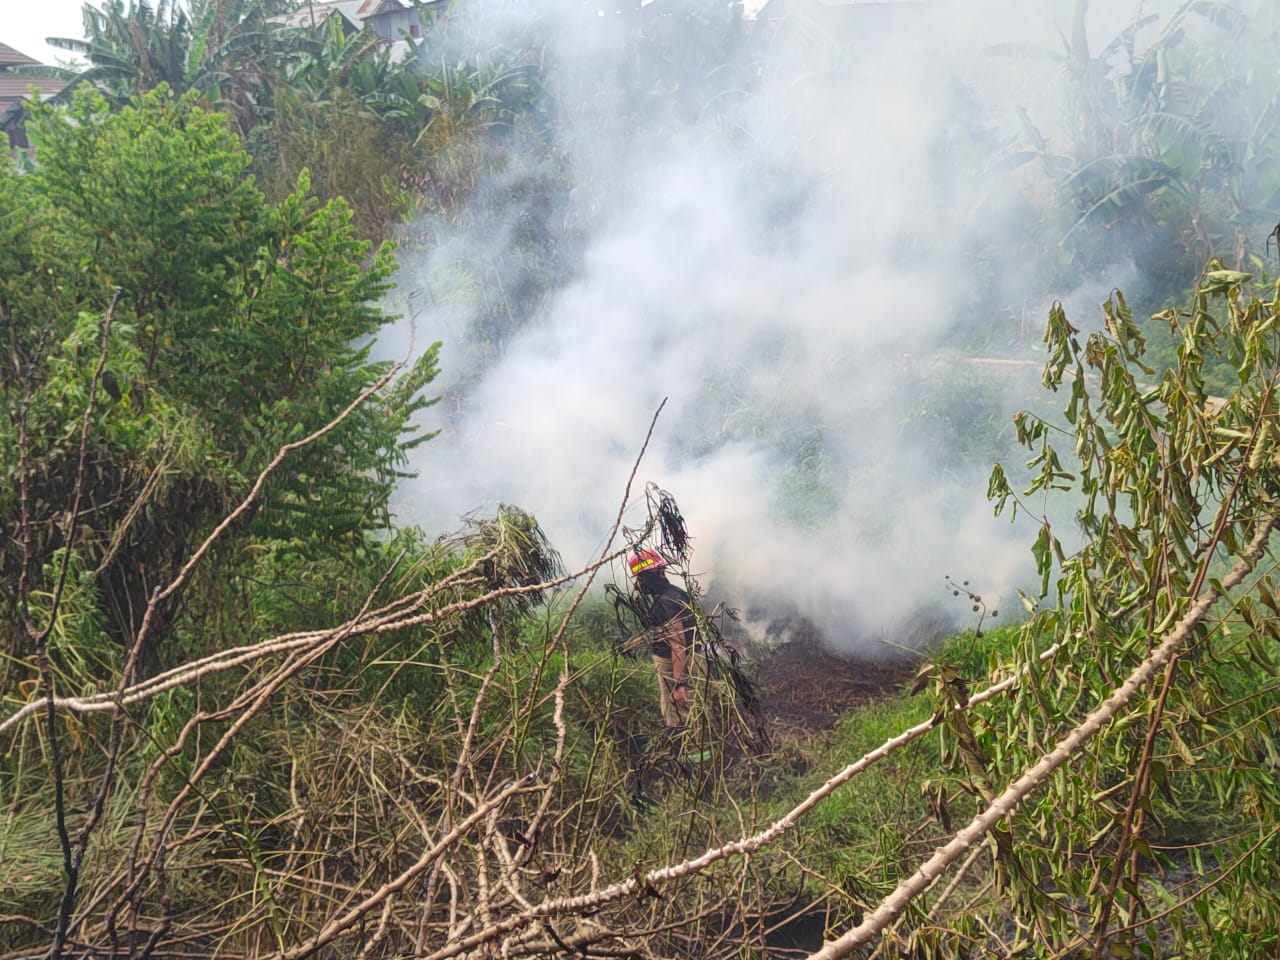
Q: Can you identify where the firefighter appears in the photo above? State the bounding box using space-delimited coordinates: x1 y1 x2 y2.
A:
629 548 697 729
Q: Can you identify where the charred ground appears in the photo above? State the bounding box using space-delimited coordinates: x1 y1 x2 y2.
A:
749 623 923 739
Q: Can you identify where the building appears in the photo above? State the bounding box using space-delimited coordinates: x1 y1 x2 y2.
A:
270 0 449 57
0 41 67 151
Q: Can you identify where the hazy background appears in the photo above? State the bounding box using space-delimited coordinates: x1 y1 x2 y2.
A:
381 0 1227 652
5 0 90 66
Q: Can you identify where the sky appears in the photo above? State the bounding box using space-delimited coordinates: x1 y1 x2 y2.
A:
3 0 90 64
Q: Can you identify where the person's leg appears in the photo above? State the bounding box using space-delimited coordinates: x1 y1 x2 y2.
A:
652 655 683 728
680 652 701 727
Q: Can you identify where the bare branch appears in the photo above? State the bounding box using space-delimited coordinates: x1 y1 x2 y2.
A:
415 643 1064 960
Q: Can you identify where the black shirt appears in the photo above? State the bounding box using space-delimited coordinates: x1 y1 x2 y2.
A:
639 579 696 658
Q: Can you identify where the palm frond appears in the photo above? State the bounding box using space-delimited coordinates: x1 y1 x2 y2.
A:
1061 155 1184 244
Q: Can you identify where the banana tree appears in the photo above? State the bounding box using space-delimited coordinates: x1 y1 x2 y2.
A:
281 12 387 105
411 52 536 150
43 0 297 134
986 0 1273 274
46 0 195 106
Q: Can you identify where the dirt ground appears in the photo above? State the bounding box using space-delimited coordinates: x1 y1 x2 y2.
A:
749 631 920 739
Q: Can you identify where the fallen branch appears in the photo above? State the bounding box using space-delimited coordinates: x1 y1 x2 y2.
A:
0 546 632 738
415 641 1064 960
274 772 543 960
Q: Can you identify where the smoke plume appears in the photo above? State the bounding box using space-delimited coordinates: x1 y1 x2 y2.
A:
382 0 1225 652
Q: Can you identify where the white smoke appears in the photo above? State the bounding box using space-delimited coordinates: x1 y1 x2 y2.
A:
381 0 1213 651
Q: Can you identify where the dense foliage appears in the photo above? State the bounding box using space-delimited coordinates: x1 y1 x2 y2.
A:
972 269 1280 958
1 84 438 677
831 267 1280 959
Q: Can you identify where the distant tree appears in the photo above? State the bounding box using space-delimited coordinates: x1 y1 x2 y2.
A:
46 0 299 133
989 0 1280 291
279 10 387 104
250 9 558 255
250 85 420 241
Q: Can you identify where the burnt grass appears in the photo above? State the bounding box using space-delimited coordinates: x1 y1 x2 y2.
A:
713 633 922 957
615 618 922 812
754 633 918 738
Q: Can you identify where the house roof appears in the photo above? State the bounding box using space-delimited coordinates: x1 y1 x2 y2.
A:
0 42 68 130
268 4 363 32
0 42 41 68
364 0 414 17
269 0 384 27
0 75 67 131
269 0 445 30
0 75 65 101
353 0 448 16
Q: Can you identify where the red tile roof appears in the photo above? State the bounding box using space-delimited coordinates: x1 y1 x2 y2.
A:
0 42 40 67
0 74 66 100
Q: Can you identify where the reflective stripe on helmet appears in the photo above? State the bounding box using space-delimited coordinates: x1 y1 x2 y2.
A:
629 549 666 576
